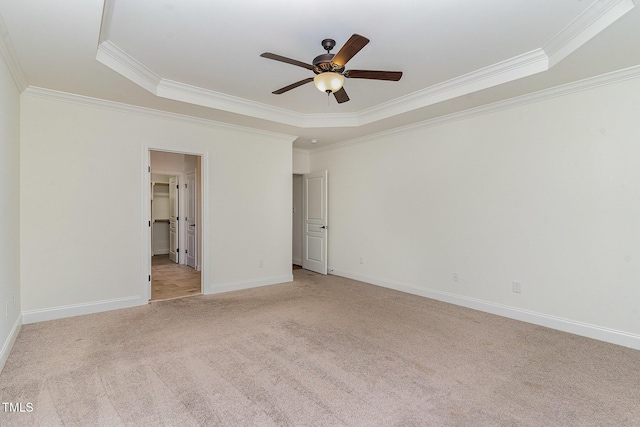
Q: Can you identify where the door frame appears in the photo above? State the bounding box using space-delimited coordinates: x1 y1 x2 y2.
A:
142 146 209 302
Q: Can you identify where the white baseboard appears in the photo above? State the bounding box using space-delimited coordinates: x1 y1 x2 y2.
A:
22 296 144 324
330 268 640 351
0 315 22 374
292 258 302 266
152 249 169 255
206 274 294 295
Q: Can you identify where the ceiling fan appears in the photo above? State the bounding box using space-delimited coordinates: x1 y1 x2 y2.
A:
260 34 403 104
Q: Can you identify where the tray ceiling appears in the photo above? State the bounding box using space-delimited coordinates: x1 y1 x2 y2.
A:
1 0 639 148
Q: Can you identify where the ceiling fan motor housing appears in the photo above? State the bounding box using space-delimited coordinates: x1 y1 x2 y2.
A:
313 53 345 75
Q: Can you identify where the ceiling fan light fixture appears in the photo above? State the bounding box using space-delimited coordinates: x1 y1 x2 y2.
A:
262 34 401 103
313 72 344 93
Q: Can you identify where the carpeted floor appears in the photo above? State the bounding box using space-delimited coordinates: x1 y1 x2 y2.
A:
1 269 639 426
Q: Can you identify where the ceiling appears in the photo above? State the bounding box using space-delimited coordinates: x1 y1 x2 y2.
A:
1 0 639 149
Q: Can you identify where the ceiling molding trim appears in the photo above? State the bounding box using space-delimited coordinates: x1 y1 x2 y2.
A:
96 40 160 94
95 0 632 130
21 86 298 143
96 39 359 128
157 78 306 127
544 0 635 67
98 0 115 44
159 76 361 127
0 13 28 92
96 37 550 129
312 65 640 153
357 49 549 126
358 0 635 127
19 63 640 153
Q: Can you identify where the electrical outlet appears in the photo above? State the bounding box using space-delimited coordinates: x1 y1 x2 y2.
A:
259 259 264 268
453 272 460 282
512 281 522 293
360 256 364 264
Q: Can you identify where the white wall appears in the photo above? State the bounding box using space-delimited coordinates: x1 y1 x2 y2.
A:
293 148 310 174
311 76 640 349
20 92 295 320
0 50 21 371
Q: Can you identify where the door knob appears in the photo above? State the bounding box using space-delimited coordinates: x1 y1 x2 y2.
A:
190 224 196 227
320 225 327 229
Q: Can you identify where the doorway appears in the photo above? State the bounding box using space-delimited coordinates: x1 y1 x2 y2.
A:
292 171 328 275
151 254 201 300
292 174 303 268
148 150 203 301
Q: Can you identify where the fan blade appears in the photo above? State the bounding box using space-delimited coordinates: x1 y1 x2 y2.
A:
333 87 350 104
332 34 370 67
260 53 314 70
272 77 314 94
344 70 403 81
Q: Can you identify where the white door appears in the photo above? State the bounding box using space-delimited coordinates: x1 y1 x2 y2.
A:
169 176 179 264
303 170 328 274
185 170 197 269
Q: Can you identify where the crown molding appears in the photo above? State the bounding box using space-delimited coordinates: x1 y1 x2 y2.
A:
95 38 550 129
95 39 549 129
96 40 360 129
96 0 634 130
160 76 362 128
0 13 27 91
358 49 549 126
97 0 114 44
312 64 640 153
360 0 634 124
21 86 297 143
19 64 640 153
96 40 160 93
544 0 635 67
157 78 305 127
97 0 354 128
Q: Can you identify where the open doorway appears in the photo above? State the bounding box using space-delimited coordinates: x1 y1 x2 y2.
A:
293 171 328 274
292 174 303 269
149 150 203 301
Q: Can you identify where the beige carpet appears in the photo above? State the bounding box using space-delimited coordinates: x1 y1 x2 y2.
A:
1 269 639 426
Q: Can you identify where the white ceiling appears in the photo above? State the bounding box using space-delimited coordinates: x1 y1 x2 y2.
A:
1 0 639 149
